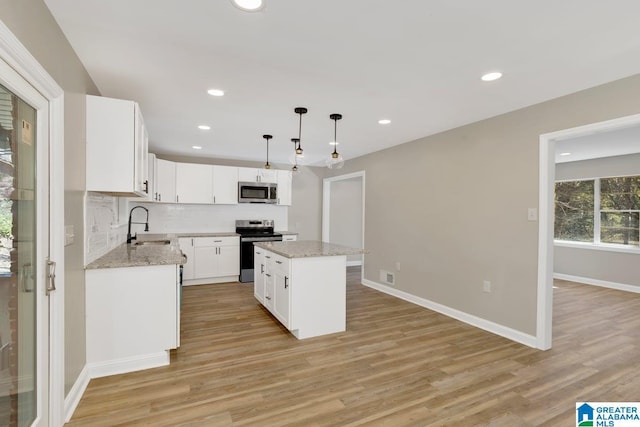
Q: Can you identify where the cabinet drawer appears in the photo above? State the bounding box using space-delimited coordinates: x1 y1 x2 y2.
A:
270 253 290 274
194 236 239 247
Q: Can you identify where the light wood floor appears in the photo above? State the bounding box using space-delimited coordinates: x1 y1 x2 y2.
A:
67 270 640 426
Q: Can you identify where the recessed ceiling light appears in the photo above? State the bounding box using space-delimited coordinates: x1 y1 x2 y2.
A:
198 125 211 130
230 0 264 12
192 145 202 150
207 89 225 97
481 72 503 82
378 119 391 125
560 152 572 156
329 141 340 145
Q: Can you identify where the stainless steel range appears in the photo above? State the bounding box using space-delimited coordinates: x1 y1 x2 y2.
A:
236 220 283 282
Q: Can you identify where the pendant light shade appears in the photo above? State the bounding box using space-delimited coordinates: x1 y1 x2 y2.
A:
291 138 300 172
326 113 344 169
263 134 272 169
294 107 307 155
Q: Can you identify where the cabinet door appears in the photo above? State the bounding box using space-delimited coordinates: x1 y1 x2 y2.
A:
193 246 217 278
86 95 142 196
238 167 258 182
212 165 238 204
273 270 290 328
277 170 292 205
217 245 240 277
178 237 195 280
264 269 274 310
253 249 265 302
146 153 156 202
176 163 213 204
155 159 176 203
259 169 278 184
134 105 149 196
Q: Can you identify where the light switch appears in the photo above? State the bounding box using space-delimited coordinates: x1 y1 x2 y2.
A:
527 208 538 222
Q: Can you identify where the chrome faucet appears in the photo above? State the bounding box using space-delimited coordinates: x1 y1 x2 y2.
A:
127 205 149 244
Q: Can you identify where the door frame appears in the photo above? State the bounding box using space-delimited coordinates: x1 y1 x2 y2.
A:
0 20 65 425
537 113 640 350
322 171 365 273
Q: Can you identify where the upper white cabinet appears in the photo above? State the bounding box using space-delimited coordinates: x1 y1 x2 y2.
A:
238 167 277 183
176 163 213 204
277 170 292 206
86 95 149 197
155 158 176 203
146 153 156 202
212 165 238 204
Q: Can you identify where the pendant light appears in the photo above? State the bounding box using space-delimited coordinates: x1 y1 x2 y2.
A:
291 138 299 172
263 134 272 169
294 107 307 155
326 113 344 169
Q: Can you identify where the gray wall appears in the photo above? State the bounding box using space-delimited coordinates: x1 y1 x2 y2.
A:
0 0 99 395
328 177 363 263
327 73 640 336
555 153 640 287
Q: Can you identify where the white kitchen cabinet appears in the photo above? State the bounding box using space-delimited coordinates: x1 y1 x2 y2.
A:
271 254 291 327
176 163 213 204
155 158 177 203
254 248 265 303
178 237 195 280
277 170 292 205
86 95 149 197
183 236 240 285
212 165 238 204
85 264 180 376
238 167 277 183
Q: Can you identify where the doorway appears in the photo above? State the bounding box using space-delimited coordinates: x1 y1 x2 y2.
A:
322 171 365 272
0 23 65 426
537 113 640 350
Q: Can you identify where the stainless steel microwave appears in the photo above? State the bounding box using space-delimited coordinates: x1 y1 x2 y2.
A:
238 181 278 203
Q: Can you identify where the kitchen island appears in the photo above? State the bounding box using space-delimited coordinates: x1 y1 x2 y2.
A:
253 241 365 339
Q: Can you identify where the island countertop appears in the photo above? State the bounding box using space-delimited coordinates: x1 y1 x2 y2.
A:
253 240 366 259
86 234 186 269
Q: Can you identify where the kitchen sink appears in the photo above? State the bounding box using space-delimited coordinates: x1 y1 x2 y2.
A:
133 239 171 246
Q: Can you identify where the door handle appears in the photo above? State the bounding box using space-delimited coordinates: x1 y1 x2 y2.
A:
46 258 57 295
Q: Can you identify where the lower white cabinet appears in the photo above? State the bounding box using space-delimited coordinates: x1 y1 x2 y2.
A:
254 247 346 339
180 236 240 285
85 264 180 376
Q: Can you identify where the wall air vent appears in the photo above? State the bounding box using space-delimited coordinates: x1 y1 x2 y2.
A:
380 270 395 286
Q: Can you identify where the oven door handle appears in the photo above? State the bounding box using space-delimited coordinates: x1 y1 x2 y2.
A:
241 237 283 243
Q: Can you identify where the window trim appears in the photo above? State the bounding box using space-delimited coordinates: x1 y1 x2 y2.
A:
554 239 640 254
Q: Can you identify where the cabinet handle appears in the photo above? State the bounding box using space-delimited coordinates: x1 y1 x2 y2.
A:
143 180 149 193
265 296 271 300
285 276 288 289
176 195 179 203
158 193 161 202
214 240 222 242
276 260 282 264
266 273 271 277
265 255 271 259
213 195 216 204
261 264 264 274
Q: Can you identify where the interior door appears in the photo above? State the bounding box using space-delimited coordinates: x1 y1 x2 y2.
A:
0 64 50 425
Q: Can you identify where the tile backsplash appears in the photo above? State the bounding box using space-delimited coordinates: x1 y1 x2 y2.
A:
85 193 127 264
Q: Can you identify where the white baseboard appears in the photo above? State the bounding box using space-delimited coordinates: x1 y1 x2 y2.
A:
346 261 363 267
182 276 239 286
87 351 170 379
361 279 538 349
553 273 640 294
64 365 90 422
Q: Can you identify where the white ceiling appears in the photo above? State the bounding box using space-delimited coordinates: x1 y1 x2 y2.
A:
555 124 640 163
43 0 640 167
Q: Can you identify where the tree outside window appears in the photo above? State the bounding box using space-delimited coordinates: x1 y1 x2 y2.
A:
600 176 640 246
554 180 594 242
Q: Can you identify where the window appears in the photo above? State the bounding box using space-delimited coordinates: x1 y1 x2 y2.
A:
555 175 640 248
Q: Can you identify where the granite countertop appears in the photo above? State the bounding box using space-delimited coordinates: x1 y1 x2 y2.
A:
254 240 366 259
86 234 186 269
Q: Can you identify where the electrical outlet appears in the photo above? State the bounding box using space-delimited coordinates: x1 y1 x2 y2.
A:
483 280 491 293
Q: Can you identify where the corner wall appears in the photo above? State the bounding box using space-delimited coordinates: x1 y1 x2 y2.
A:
327 73 640 336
